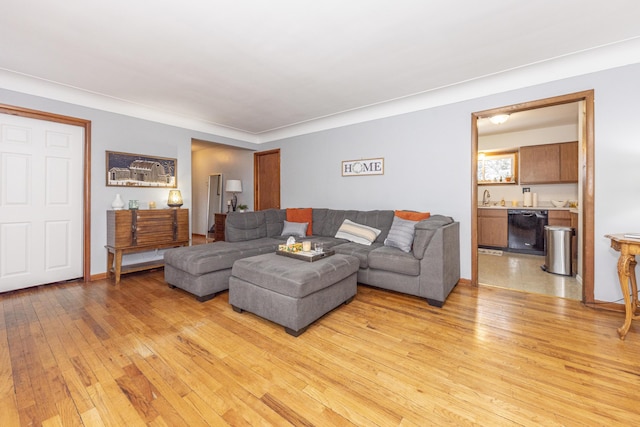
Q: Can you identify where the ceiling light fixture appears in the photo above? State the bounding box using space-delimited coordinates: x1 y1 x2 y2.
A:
489 114 510 125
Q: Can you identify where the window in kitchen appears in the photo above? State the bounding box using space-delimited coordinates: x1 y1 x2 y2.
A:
478 150 518 184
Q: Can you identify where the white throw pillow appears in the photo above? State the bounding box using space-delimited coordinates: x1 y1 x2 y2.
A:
281 220 308 237
335 219 381 245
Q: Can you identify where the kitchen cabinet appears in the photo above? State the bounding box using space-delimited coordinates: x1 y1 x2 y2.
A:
559 142 579 182
519 141 578 184
548 210 571 227
478 208 508 248
570 211 578 275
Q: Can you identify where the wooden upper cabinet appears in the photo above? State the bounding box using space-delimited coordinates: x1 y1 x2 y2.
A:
559 141 579 182
519 141 578 184
519 144 559 183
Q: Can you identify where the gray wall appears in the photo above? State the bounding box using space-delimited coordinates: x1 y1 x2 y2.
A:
260 63 640 304
191 144 255 235
0 88 254 276
2 63 640 304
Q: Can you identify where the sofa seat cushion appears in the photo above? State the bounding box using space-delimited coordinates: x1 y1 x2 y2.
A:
164 238 279 276
368 246 420 276
332 242 382 269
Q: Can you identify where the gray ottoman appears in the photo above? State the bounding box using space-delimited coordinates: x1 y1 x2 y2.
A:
229 252 360 336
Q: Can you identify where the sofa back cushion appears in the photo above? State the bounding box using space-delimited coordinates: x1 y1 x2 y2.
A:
318 209 394 243
311 208 329 235
225 211 267 242
264 209 286 237
355 210 394 242
320 210 360 237
286 208 313 235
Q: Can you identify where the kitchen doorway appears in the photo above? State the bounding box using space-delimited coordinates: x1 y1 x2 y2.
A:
471 91 595 304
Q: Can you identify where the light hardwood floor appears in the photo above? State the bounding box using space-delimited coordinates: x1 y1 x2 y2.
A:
1 270 638 426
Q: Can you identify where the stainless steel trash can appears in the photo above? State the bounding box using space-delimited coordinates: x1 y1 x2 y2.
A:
543 226 574 276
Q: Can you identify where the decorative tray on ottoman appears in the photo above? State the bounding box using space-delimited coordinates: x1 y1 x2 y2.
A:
276 249 335 262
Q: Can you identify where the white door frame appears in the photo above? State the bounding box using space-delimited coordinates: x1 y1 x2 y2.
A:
0 104 92 283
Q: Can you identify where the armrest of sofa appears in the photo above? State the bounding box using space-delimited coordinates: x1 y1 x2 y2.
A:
412 215 454 259
417 220 460 306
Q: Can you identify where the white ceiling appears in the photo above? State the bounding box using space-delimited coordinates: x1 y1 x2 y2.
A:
2 1 640 142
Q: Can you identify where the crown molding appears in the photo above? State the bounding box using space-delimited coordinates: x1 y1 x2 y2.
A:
0 69 259 143
256 37 640 142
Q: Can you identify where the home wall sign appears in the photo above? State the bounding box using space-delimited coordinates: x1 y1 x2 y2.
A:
106 151 177 187
342 158 384 176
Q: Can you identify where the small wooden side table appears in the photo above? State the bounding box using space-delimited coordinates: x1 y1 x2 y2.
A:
214 213 227 241
605 233 640 340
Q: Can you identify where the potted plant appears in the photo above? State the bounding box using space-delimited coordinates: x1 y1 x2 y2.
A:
237 204 248 212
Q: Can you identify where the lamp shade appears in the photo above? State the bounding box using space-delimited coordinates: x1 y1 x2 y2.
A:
167 190 183 208
226 180 242 193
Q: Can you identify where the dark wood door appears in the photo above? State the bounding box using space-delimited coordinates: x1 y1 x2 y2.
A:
254 149 281 210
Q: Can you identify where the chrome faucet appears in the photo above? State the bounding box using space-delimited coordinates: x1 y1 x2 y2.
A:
482 189 490 206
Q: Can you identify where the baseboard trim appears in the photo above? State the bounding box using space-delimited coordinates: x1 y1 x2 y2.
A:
90 272 108 281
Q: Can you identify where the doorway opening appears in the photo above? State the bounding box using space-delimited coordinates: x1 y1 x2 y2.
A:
471 91 595 304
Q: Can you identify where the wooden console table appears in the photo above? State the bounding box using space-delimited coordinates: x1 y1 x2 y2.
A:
107 209 189 284
605 233 640 340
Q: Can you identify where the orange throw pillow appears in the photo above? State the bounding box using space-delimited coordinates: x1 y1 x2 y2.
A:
395 210 430 221
286 208 313 235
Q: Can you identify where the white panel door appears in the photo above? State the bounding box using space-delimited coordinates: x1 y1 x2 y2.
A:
0 113 83 292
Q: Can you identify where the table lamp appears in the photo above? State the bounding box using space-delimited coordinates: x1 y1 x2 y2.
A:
226 180 242 211
167 190 183 208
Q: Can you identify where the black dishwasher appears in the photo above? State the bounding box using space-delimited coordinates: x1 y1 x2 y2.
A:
507 210 548 255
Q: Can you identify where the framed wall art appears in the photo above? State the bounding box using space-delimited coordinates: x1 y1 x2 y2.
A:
342 157 384 177
106 151 177 187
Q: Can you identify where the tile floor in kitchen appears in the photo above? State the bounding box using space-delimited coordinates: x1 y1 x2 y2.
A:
478 250 581 300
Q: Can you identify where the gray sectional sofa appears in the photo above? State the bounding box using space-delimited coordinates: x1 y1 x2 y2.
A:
164 208 460 307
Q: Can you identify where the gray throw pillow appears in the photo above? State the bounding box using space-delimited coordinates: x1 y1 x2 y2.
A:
384 216 418 252
281 220 308 237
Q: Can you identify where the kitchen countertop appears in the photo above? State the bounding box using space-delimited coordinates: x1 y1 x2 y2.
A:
478 205 579 214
